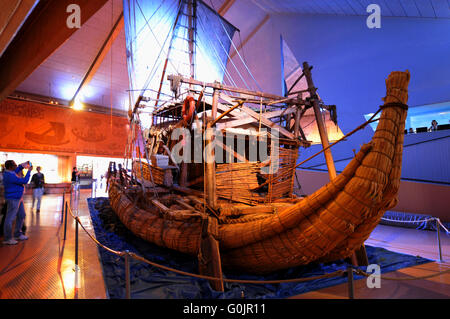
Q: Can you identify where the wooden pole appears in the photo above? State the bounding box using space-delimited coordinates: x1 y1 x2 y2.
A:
198 215 224 291
294 109 301 138
167 74 286 101
211 87 219 120
302 62 336 180
205 89 218 208
187 0 196 82
154 4 183 105
210 100 243 127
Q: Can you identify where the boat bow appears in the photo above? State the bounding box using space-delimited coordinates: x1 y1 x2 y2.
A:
218 71 410 273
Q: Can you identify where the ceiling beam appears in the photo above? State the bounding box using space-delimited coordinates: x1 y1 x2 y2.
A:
70 11 124 105
0 0 109 103
218 0 236 16
229 14 269 60
0 0 38 57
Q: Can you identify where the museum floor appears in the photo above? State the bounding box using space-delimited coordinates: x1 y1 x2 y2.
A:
0 191 448 299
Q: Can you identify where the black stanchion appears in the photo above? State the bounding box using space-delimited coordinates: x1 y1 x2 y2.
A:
69 185 72 210
74 215 81 290
124 251 131 299
347 266 354 299
436 218 443 262
75 217 79 266
63 201 68 240
61 190 65 223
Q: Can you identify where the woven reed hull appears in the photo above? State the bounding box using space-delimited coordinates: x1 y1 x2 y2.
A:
109 71 410 274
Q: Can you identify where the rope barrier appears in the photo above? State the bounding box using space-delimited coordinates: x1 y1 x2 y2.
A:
380 216 450 235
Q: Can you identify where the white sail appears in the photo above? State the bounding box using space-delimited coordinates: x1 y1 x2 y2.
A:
123 0 237 117
281 36 344 143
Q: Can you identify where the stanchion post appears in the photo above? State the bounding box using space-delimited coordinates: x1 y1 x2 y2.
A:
75 217 78 266
436 218 443 262
63 201 68 240
124 251 131 299
61 189 65 223
77 182 80 213
347 266 354 299
74 216 80 289
69 184 73 210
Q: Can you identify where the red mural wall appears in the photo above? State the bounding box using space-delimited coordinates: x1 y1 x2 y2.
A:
0 98 129 157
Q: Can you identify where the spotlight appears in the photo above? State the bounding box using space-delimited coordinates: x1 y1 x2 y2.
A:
72 98 84 111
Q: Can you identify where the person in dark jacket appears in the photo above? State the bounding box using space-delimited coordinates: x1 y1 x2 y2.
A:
71 167 80 183
2 160 32 245
31 166 45 213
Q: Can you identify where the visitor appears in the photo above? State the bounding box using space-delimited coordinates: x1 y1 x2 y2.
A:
71 166 80 184
31 166 45 213
0 165 5 236
429 120 438 131
2 160 32 245
408 128 414 134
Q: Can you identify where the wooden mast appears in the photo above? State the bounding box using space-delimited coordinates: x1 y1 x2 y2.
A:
206 89 218 208
302 62 337 180
154 1 183 107
187 0 223 292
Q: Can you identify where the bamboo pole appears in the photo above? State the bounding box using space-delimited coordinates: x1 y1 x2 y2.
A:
302 62 336 180
205 128 217 207
210 100 243 127
167 74 286 101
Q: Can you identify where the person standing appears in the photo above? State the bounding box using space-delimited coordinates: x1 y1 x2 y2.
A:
31 166 45 213
429 120 438 132
2 160 32 245
0 165 5 236
71 167 80 184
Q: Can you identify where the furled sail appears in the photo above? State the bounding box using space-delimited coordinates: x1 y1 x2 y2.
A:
123 0 237 121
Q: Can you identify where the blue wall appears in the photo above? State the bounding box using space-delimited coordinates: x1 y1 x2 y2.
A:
262 14 450 183
300 131 450 184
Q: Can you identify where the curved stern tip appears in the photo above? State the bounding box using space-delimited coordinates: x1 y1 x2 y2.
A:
384 70 411 104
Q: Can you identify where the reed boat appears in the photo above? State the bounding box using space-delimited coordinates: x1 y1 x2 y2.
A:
107 0 410 289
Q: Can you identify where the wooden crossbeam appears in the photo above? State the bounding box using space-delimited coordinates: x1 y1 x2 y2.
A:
168 74 285 101
0 0 38 57
210 101 243 127
217 106 297 130
218 0 236 15
0 0 109 102
239 105 295 139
